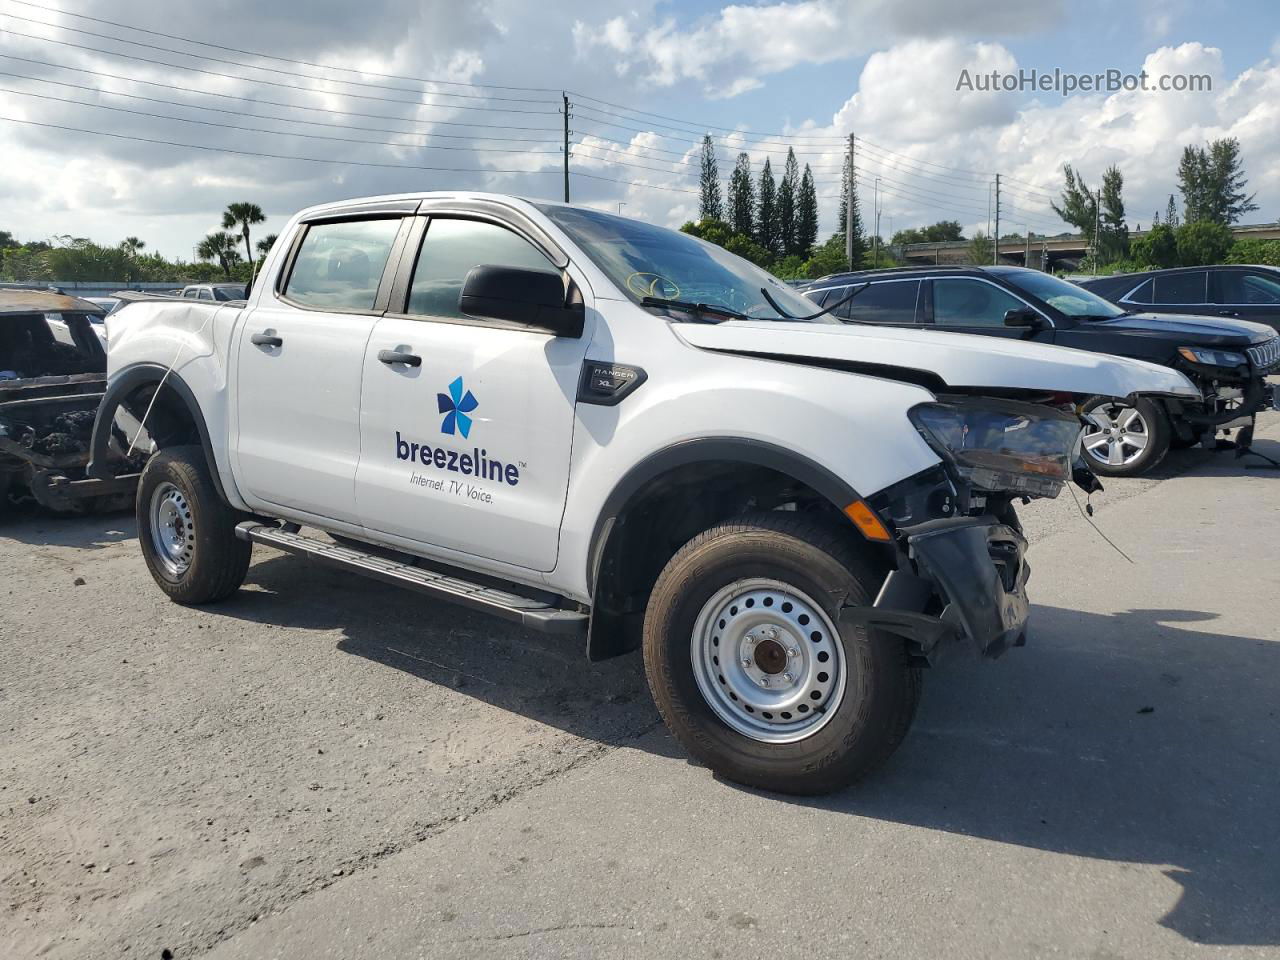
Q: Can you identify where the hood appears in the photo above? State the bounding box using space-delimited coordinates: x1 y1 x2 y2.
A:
672 320 1200 400
1082 311 1277 346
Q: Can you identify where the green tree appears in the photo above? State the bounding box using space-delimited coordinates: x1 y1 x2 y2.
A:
727 153 754 239
1179 138 1258 225
1165 194 1179 228
1174 221 1233 265
892 220 965 245
198 232 243 279
1226 238 1280 267
1097 165 1128 264
1130 223 1177 268
698 135 724 221
777 147 799 256
837 136 865 267
724 233 771 267
967 230 993 265
1051 164 1098 248
222 202 266 269
802 234 851 279
755 158 779 258
796 164 819 259
256 233 279 257
120 236 146 258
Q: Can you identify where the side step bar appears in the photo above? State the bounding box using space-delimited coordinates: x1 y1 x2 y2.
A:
235 522 588 636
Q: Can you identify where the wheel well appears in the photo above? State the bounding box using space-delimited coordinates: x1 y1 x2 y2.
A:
121 381 202 451
586 459 889 660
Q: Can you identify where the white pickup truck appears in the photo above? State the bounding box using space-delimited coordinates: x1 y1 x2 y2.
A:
88 193 1197 794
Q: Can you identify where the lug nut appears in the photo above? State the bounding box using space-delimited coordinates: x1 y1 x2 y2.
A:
787 647 799 658
782 672 794 683
759 677 770 687
741 658 752 668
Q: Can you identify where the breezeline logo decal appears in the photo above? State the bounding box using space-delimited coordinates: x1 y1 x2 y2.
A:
438 376 478 438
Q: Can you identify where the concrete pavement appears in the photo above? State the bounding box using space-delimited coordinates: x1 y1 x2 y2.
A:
206 431 1280 959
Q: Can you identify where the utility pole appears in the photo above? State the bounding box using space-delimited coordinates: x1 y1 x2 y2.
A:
872 177 881 267
1024 226 1031 268
844 131 855 267
562 93 571 203
992 173 1000 266
1092 188 1101 275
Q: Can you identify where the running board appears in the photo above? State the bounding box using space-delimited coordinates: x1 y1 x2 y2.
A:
235 522 588 636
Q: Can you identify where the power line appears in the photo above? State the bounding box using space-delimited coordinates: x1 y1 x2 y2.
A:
2 0 561 93
0 114 565 176
1 85 564 154
0 27 560 114
0 68 563 143
0 10 554 104
0 53 562 132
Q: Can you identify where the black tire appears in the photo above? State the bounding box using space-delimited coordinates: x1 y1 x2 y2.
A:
642 513 921 796
1080 395 1172 477
136 445 250 604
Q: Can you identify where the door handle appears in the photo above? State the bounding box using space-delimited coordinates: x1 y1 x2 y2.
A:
1219 310 1239 316
378 349 422 367
251 332 283 347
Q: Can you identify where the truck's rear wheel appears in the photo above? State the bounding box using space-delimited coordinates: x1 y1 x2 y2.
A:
642 513 921 795
137 446 250 604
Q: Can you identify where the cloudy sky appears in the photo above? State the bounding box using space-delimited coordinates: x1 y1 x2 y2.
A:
0 0 1277 258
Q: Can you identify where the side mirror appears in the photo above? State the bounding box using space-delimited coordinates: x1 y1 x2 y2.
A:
1003 307 1044 331
459 265 584 338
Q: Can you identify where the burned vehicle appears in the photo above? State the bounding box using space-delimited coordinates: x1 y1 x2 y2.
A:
0 291 138 514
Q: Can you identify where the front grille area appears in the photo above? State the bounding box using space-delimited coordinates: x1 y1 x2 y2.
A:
1248 336 1280 372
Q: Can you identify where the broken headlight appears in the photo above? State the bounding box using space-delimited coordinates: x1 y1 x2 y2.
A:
909 400 1081 498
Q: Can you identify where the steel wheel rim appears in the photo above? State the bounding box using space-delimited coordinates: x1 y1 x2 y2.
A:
149 481 195 580
690 578 847 744
1083 402 1150 466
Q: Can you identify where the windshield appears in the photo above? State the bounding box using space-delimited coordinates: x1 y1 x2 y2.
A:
536 204 829 322
1003 271 1126 318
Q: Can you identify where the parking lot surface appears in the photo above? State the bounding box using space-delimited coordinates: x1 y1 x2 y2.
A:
3 414 1279 959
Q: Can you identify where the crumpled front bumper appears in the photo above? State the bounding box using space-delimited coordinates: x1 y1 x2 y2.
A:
840 515 1030 661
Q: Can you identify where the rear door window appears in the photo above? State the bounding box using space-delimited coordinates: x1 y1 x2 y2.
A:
1218 271 1280 305
1151 271 1207 305
1123 278 1153 304
932 278 1026 326
836 281 920 324
283 218 402 312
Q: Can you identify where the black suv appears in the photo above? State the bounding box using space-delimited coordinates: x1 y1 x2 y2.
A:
802 266 1280 476
1078 265 1280 332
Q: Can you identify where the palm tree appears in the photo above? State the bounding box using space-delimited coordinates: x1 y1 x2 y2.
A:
121 236 146 258
197 232 242 279
222 202 265 269
256 233 278 257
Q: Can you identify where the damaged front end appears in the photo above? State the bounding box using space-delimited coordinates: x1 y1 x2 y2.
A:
844 397 1096 662
0 291 140 512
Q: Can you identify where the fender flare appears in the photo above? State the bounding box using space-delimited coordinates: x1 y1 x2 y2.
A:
583 437 864 660
86 362 228 502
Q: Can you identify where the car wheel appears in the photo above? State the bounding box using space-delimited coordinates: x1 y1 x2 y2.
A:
137 445 250 604
1080 396 1171 477
642 512 921 796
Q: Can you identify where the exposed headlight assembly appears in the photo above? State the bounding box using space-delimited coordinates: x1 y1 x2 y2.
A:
1177 346 1247 367
909 400 1081 499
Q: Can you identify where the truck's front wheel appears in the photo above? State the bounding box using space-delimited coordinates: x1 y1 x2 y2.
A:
137 446 250 604
642 513 921 795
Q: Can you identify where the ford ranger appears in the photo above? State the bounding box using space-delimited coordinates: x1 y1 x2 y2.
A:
87 193 1198 794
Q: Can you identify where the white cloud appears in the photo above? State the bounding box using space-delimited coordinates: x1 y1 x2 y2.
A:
572 0 1064 98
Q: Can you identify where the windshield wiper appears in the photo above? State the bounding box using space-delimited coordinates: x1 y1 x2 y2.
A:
640 296 750 323
759 282 870 321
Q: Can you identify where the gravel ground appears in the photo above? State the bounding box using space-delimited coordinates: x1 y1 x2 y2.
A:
1 409 1276 959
